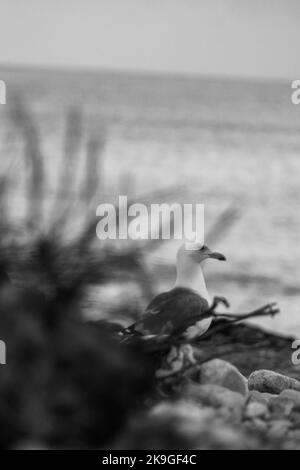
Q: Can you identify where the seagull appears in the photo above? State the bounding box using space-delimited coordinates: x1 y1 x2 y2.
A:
124 242 227 341
123 242 279 379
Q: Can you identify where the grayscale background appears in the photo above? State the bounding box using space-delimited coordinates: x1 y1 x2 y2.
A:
0 0 300 451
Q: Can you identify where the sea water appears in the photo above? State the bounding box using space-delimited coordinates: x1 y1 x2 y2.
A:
0 66 299 335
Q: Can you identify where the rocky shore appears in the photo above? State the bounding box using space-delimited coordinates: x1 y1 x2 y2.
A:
116 359 300 450
116 321 300 450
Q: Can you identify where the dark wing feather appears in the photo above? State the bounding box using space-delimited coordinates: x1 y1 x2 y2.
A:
127 287 209 336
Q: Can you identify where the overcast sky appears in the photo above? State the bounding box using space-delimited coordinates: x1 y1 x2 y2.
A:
0 0 299 79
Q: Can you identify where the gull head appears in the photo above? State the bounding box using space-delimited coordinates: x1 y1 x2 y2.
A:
177 241 226 266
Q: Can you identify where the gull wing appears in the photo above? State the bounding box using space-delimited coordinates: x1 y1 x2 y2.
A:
128 287 209 336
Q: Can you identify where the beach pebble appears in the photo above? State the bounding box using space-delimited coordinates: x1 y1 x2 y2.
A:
289 410 300 428
244 402 269 420
133 399 254 450
267 420 291 440
150 399 216 423
247 390 273 405
269 390 300 419
287 430 300 442
248 369 300 394
184 384 245 421
244 418 268 434
197 359 248 396
262 393 278 402
269 400 294 420
278 389 300 408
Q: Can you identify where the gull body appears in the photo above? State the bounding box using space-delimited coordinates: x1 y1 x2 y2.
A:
175 244 213 337
126 243 226 339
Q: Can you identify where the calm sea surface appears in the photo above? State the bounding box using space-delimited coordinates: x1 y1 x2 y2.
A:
0 67 300 335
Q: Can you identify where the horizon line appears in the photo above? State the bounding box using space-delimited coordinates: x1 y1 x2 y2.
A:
0 61 293 86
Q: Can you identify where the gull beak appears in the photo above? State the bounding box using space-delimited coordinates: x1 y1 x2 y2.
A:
209 251 226 261
202 246 226 261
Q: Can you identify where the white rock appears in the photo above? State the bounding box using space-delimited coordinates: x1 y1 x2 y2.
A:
244 402 269 420
279 389 300 408
269 390 300 419
198 359 248 396
247 390 269 405
267 420 291 440
244 418 268 433
248 370 300 394
184 384 245 422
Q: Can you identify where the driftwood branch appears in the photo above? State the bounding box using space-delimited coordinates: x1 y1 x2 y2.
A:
198 302 279 342
123 302 280 354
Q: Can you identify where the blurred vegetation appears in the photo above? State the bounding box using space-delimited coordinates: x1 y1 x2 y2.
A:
0 102 172 448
